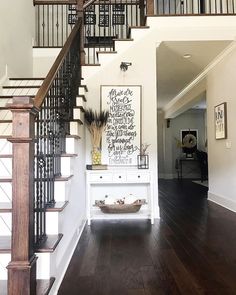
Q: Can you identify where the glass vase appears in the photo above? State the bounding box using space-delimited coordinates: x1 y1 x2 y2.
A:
91 147 101 165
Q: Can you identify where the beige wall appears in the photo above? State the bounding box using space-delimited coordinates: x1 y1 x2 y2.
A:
0 1 34 79
207 47 236 211
158 109 206 178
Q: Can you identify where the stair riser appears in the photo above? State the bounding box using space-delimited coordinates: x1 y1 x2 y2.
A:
0 253 10 280
61 157 74 176
73 108 83 121
0 137 77 156
70 121 82 137
130 28 149 40
0 108 83 121
0 252 54 280
0 183 12 202
0 98 12 107
55 181 70 202
0 110 12 121
114 40 133 52
97 53 116 65
0 158 12 177
0 140 12 155
8 80 43 87
78 87 87 96
1 88 38 96
0 210 65 236
0 213 11 235
0 157 73 178
82 66 101 80
76 96 85 109
0 124 12 137
65 137 77 154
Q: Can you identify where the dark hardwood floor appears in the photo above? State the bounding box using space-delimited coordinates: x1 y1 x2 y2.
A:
58 179 236 295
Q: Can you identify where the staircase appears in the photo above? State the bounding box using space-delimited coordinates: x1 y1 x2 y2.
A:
0 77 88 294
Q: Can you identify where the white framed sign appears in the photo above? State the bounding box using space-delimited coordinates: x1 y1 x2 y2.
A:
101 85 141 166
214 102 227 140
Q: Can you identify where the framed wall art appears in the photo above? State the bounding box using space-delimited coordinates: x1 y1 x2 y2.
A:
101 85 142 166
214 102 227 139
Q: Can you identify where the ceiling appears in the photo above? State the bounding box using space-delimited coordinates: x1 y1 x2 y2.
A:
157 40 232 109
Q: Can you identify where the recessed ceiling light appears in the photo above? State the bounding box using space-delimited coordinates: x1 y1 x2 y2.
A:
183 54 191 59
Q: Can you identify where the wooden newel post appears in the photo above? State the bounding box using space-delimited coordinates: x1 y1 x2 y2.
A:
7 97 39 295
139 0 146 26
146 0 154 15
77 0 85 65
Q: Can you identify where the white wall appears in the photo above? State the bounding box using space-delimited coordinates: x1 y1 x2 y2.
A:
0 1 34 79
207 47 236 212
83 36 159 217
33 48 60 77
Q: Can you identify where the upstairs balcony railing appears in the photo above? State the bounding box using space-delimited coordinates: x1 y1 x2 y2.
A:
34 0 236 64
156 0 236 15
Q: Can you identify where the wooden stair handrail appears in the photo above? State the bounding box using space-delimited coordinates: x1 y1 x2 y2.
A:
34 18 82 109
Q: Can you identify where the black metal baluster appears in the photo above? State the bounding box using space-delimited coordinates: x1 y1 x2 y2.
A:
57 5 59 46
47 5 49 46
61 5 64 46
37 6 40 46
42 5 45 46
66 5 68 41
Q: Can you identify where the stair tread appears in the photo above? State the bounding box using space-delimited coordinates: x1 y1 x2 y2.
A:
83 63 101 66
66 134 81 139
113 38 134 41
0 119 83 124
55 175 74 181
35 233 63 253
46 201 69 212
9 78 44 81
37 277 55 295
0 202 11 212
0 95 35 98
0 154 12 158
0 175 73 183
0 201 69 213
2 86 40 89
61 153 78 157
0 234 63 253
129 25 150 29
97 51 117 54
0 178 12 182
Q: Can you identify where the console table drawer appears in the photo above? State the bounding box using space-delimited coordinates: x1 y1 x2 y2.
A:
89 173 112 182
112 173 126 182
126 173 150 182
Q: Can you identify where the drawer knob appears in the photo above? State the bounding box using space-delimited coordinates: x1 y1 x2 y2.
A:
119 176 121 178
100 176 103 179
138 175 140 178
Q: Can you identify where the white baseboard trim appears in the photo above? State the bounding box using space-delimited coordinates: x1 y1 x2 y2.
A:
49 219 87 295
208 191 236 213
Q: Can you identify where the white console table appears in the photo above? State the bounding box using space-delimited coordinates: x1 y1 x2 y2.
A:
86 169 154 225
